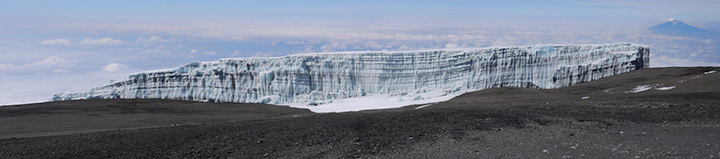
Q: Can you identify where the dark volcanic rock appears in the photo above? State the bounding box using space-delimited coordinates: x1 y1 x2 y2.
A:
1 67 719 158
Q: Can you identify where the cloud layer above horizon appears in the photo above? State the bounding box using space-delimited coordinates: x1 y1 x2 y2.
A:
0 0 719 105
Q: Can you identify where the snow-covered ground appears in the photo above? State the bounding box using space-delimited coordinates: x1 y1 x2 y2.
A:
626 85 653 93
655 86 676 91
291 90 458 112
622 69 717 94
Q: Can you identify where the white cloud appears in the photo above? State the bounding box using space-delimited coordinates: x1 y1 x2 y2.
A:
141 45 171 54
52 69 72 74
285 41 305 45
364 41 383 49
79 37 126 45
34 55 68 66
303 45 314 52
651 56 720 67
232 50 241 56
103 63 129 72
40 39 72 45
444 43 459 49
320 41 350 52
136 35 179 44
0 55 71 75
1 57 66 72
253 52 280 57
144 36 164 42
0 64 15 71
185 49 215 57
0 69 136 105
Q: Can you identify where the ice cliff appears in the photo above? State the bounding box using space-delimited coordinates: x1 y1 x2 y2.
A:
53 43 649 111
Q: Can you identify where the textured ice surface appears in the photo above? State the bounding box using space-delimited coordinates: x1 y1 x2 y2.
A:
53 43 649 112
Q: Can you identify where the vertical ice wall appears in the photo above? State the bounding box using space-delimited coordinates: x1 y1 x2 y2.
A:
53 43 649 106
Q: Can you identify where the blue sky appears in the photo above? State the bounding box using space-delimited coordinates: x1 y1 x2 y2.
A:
1 0 719 105
2 0 719 20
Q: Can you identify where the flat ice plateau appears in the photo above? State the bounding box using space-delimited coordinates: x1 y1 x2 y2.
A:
53 43 649 112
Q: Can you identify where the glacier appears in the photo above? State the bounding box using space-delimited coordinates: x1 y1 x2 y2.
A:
52 43 649 112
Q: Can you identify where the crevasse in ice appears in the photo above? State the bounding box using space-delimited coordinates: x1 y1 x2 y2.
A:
52 43 649 106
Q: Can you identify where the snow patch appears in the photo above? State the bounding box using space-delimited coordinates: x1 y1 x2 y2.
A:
705 70 717 74
581 96 589 99
625 85 653 93
602 88 615 93
655 86 676 91
626 84 676 93
414 104 433 109
290 89 463 113
676 79 687 84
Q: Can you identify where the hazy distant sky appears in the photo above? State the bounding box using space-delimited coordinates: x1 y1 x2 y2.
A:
1 0 719 105
2 0 719 20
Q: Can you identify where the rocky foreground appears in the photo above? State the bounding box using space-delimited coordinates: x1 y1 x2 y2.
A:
1 67 719 158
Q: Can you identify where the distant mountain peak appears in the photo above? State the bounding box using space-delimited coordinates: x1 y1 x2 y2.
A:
658 18 692 28
650 18 716 39
666 17 681 25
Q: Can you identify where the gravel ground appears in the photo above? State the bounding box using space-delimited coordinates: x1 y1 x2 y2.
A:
1 67 718 158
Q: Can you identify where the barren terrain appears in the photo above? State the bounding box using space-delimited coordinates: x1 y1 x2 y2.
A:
1 67 719 158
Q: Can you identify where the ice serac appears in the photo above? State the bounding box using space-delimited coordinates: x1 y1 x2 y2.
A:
53 43 649 111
